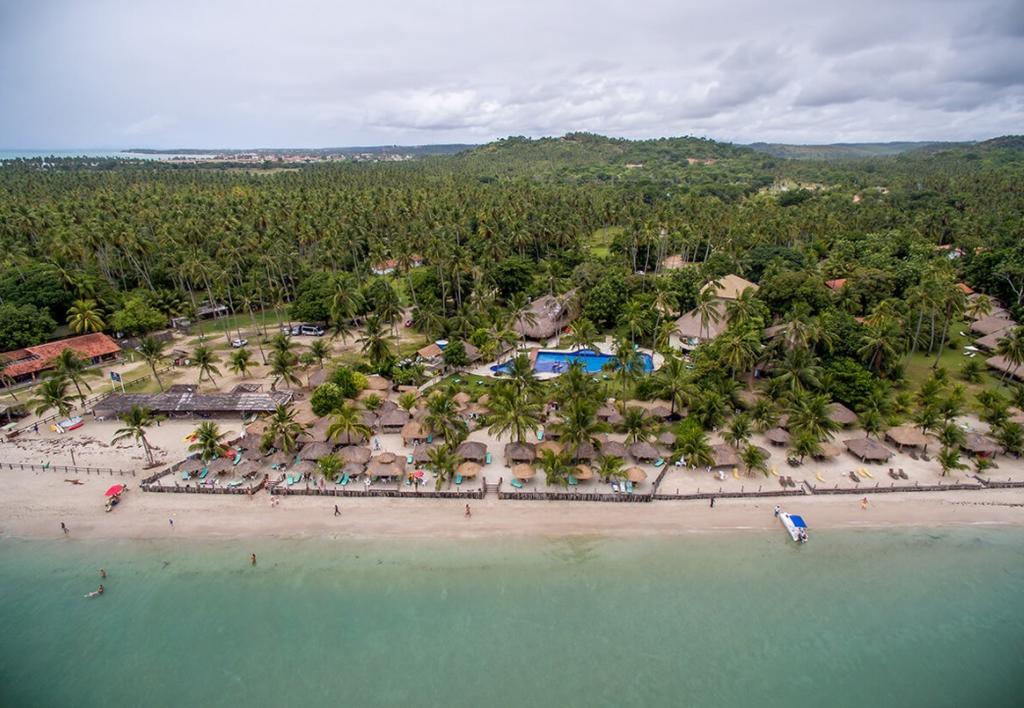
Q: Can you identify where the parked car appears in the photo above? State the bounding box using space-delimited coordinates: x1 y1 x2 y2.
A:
297 324 325 336
231 338 248 348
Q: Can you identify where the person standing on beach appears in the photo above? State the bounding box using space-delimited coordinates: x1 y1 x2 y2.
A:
61 522 69 535
861 497 869 510
250 553 257 566
168 518 174 528
774 505 781 517
334 504 340 517
465 504 471 518
709 497 715 508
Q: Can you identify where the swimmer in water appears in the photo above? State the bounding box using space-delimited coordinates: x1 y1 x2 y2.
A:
85 584 105 598
99 568 107 578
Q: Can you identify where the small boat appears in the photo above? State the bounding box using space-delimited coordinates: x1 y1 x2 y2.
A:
779 511 808 543
58 416 84 432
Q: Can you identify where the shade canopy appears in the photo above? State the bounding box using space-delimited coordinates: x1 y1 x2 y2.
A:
504 442 537 463
764 427 790 445
573 464 594 480
625 466 648 483
843 437 894 462
885 425 930 449
299 441 335 460
457 461 481 478
536 440 563 455
628 441 659 461
599 441 627 459
511 464 536 480
456 440 487 462
104 484 125 497
337 446 371 464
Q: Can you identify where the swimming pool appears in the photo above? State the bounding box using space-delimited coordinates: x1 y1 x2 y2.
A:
492 349 655 376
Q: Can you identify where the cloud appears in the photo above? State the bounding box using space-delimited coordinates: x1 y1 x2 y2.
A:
0 0 1020 147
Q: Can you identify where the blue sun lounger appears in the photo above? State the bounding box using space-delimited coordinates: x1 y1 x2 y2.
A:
455 474 463 485
537 429 544 441
485 452 492 464
625 480 634 494
510 478 524 489
227 480 243 488
198 468 209 480
339 473 350 486
233 452 242 465
406 453 414 464
567 475 578 486
653 458 665 468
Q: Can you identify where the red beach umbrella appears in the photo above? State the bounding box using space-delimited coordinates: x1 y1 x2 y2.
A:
104 484 125 497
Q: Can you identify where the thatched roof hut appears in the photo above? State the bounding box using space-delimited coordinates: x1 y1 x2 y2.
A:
330 428 368 445
410 443 438 464
673 300 728 344
504 442 537 464
625 466 648 483
657 431 676 447
827 402 858 427
179 459 205 475
628 441 660 462
208 457 235 474
299 441 335 461
702 274 758 301
844 437 894 462
961 432 1002 458
262 451 292 467
305 418 332 443
971 316 1016 336
457 461 481 478
511 463 536 480
764 427 790 446
342 462 365 476
600 441 627 459
378 409 411 433
596 403 619 422
337 446 371 465
814 442 841 459
401 420 427 445
453 391 472 407
571 442 597 462
711 444 741 469
536 440 564 456
456 440 487 463
306 368 329 389
367 452 406 478
986 355 1024 382
885 425 931 450
512 292 578 340
572 464 594 481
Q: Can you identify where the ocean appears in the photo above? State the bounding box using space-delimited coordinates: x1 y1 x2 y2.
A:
0 529 1021 707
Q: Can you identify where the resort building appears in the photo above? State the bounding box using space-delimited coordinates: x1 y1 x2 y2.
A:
1 333 121 385
512 292 578 341
670 274 758 350
94 387 294 419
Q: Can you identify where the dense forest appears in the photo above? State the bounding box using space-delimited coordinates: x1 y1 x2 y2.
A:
1 132 1023 397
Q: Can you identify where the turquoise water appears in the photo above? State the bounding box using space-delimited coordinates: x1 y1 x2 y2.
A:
493 348 655 375
1 530 1022 707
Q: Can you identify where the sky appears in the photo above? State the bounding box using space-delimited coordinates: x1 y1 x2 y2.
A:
1 0 1022 148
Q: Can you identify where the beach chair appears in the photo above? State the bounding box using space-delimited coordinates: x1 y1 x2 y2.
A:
227 480 243 488
426 434 433 443
610 481 620 493
455 474 463 485
849 470 860 483
233 452 242 465
653 458 665 468
625 480 634 494
485 452 492 465
286 474 295 485
341 473 351 486
406 454 414 464
199 468 209 480
537 429 544 441
898 468 908 480
567 475 578 486
510 478 524 489
181 471 190 480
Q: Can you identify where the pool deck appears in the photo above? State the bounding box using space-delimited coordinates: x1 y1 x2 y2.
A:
469 337 664 381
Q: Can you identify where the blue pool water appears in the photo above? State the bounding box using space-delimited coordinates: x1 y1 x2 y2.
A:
493 348 654 375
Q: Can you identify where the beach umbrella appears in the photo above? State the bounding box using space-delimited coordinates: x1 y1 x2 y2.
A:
511 463 536 480
413 470 425 480
457 461 481 478
573 464 594 481
104 484 125 497
625 466 648 483
342 462 365 476
537 440 563 455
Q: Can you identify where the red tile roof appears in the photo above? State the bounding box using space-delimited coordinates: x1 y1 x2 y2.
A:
825 278 847 290
956 282 974 295
1 333 121 378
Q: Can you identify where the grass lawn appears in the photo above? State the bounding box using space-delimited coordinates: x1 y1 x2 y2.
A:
588 226 622 258
192 308 289 337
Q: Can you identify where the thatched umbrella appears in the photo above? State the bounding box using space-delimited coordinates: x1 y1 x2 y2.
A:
537 440 563 456
457 461 482 478
885 425 931 450
412 443 439 464
572 442 597 462
511 463 536 480
378 409 411 432
306 418 332 443
961 432 1003 458
290 460 317 477
711 444 740 468
628 441 659 462
843 437 893 462
367 452 406 478
625 466 648 483
208 457 235 474
573 464 594 481
657 431 676 447
179 459 204 475
504 441 537 464
815 442 841 459
338 446 371 464
827 402 858 427
342 462 365 476
401 420 427 445
456 440 487 463
764 428 790 446
600 441 627 460
366 374 392 391
263 451 292 467
331 429 368 445
299 441 335 461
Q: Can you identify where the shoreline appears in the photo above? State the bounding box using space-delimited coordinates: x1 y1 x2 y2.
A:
3 488 1023 542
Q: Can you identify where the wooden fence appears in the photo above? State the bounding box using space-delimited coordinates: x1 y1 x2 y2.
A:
0 461 135 477
272 485 485 499
653 488 808 501
806 481 985 495
975 477 1024 489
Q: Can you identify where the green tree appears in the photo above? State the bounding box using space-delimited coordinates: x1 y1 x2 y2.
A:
358 315 396 369
137 336 167 391
326 402 372 445
307 339 331 369
487 384 542 444
66 298 105 333
317 453 343 482
29 376 75 418
0 303 56 351
191 344 221 386
188 421 228 462
310 383 345 416
269 350 301 390
740 443 770 477
111 405 161 466
227 347 254 378
53 348 94 402
262 404 307 452
109 296 166 336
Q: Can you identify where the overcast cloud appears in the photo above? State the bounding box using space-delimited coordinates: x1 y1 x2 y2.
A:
1 0 1021 148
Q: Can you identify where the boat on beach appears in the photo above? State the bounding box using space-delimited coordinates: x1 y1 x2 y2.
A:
779 510 808 543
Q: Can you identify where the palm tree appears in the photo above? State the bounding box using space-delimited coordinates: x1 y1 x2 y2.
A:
307 340 330 369
937 446 967 477
618 299 649 347
654 354 695 417
695 288 721 340
507 292 537 344
964 293 993 321
263 404 307 452
689 389 729 430
787 392 839 443
937 422 966 450
137 336 166 391
674 421 714 468
191 344 221 386
66 298 105 333
563 318 599 351
749 399 779 432
358 315 396 369
397 392 419 413
504 353 540 398
858 318 902 375
29 376 76 419
111 405 160 466
228 348 254 378
326 402 372 445
788 430 822 463
740 443 770 477
619 405 656 444
537 448 572 487
53 348 93 402
188 421 228 462
993 421 1023 457
722 413 753 449
426 444 459 490
858 409 884 438
268 350 301 390
487 385 542 443
317 453 343 482
913 405 941 436
610 337 642 400
718 329 761 379
552 400 607 459
596 454 627 482
995 327 1024 383
269 333 294 357
424 391 468 446
773 348 822 395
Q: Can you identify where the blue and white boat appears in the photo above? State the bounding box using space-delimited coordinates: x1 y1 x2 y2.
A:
779 511 808 543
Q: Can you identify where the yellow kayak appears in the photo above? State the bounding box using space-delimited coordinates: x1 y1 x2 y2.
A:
732 468 740 480
815 472 825 483
861 468 874 479
770 466 779 476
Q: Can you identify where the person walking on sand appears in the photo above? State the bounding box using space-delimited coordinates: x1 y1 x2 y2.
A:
61 522 69 535
168 518 174 528
465 504 471 518
774 505 781 517
334 504 340 517
709 497 715 508
861 496 869 510
250 553 257 566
